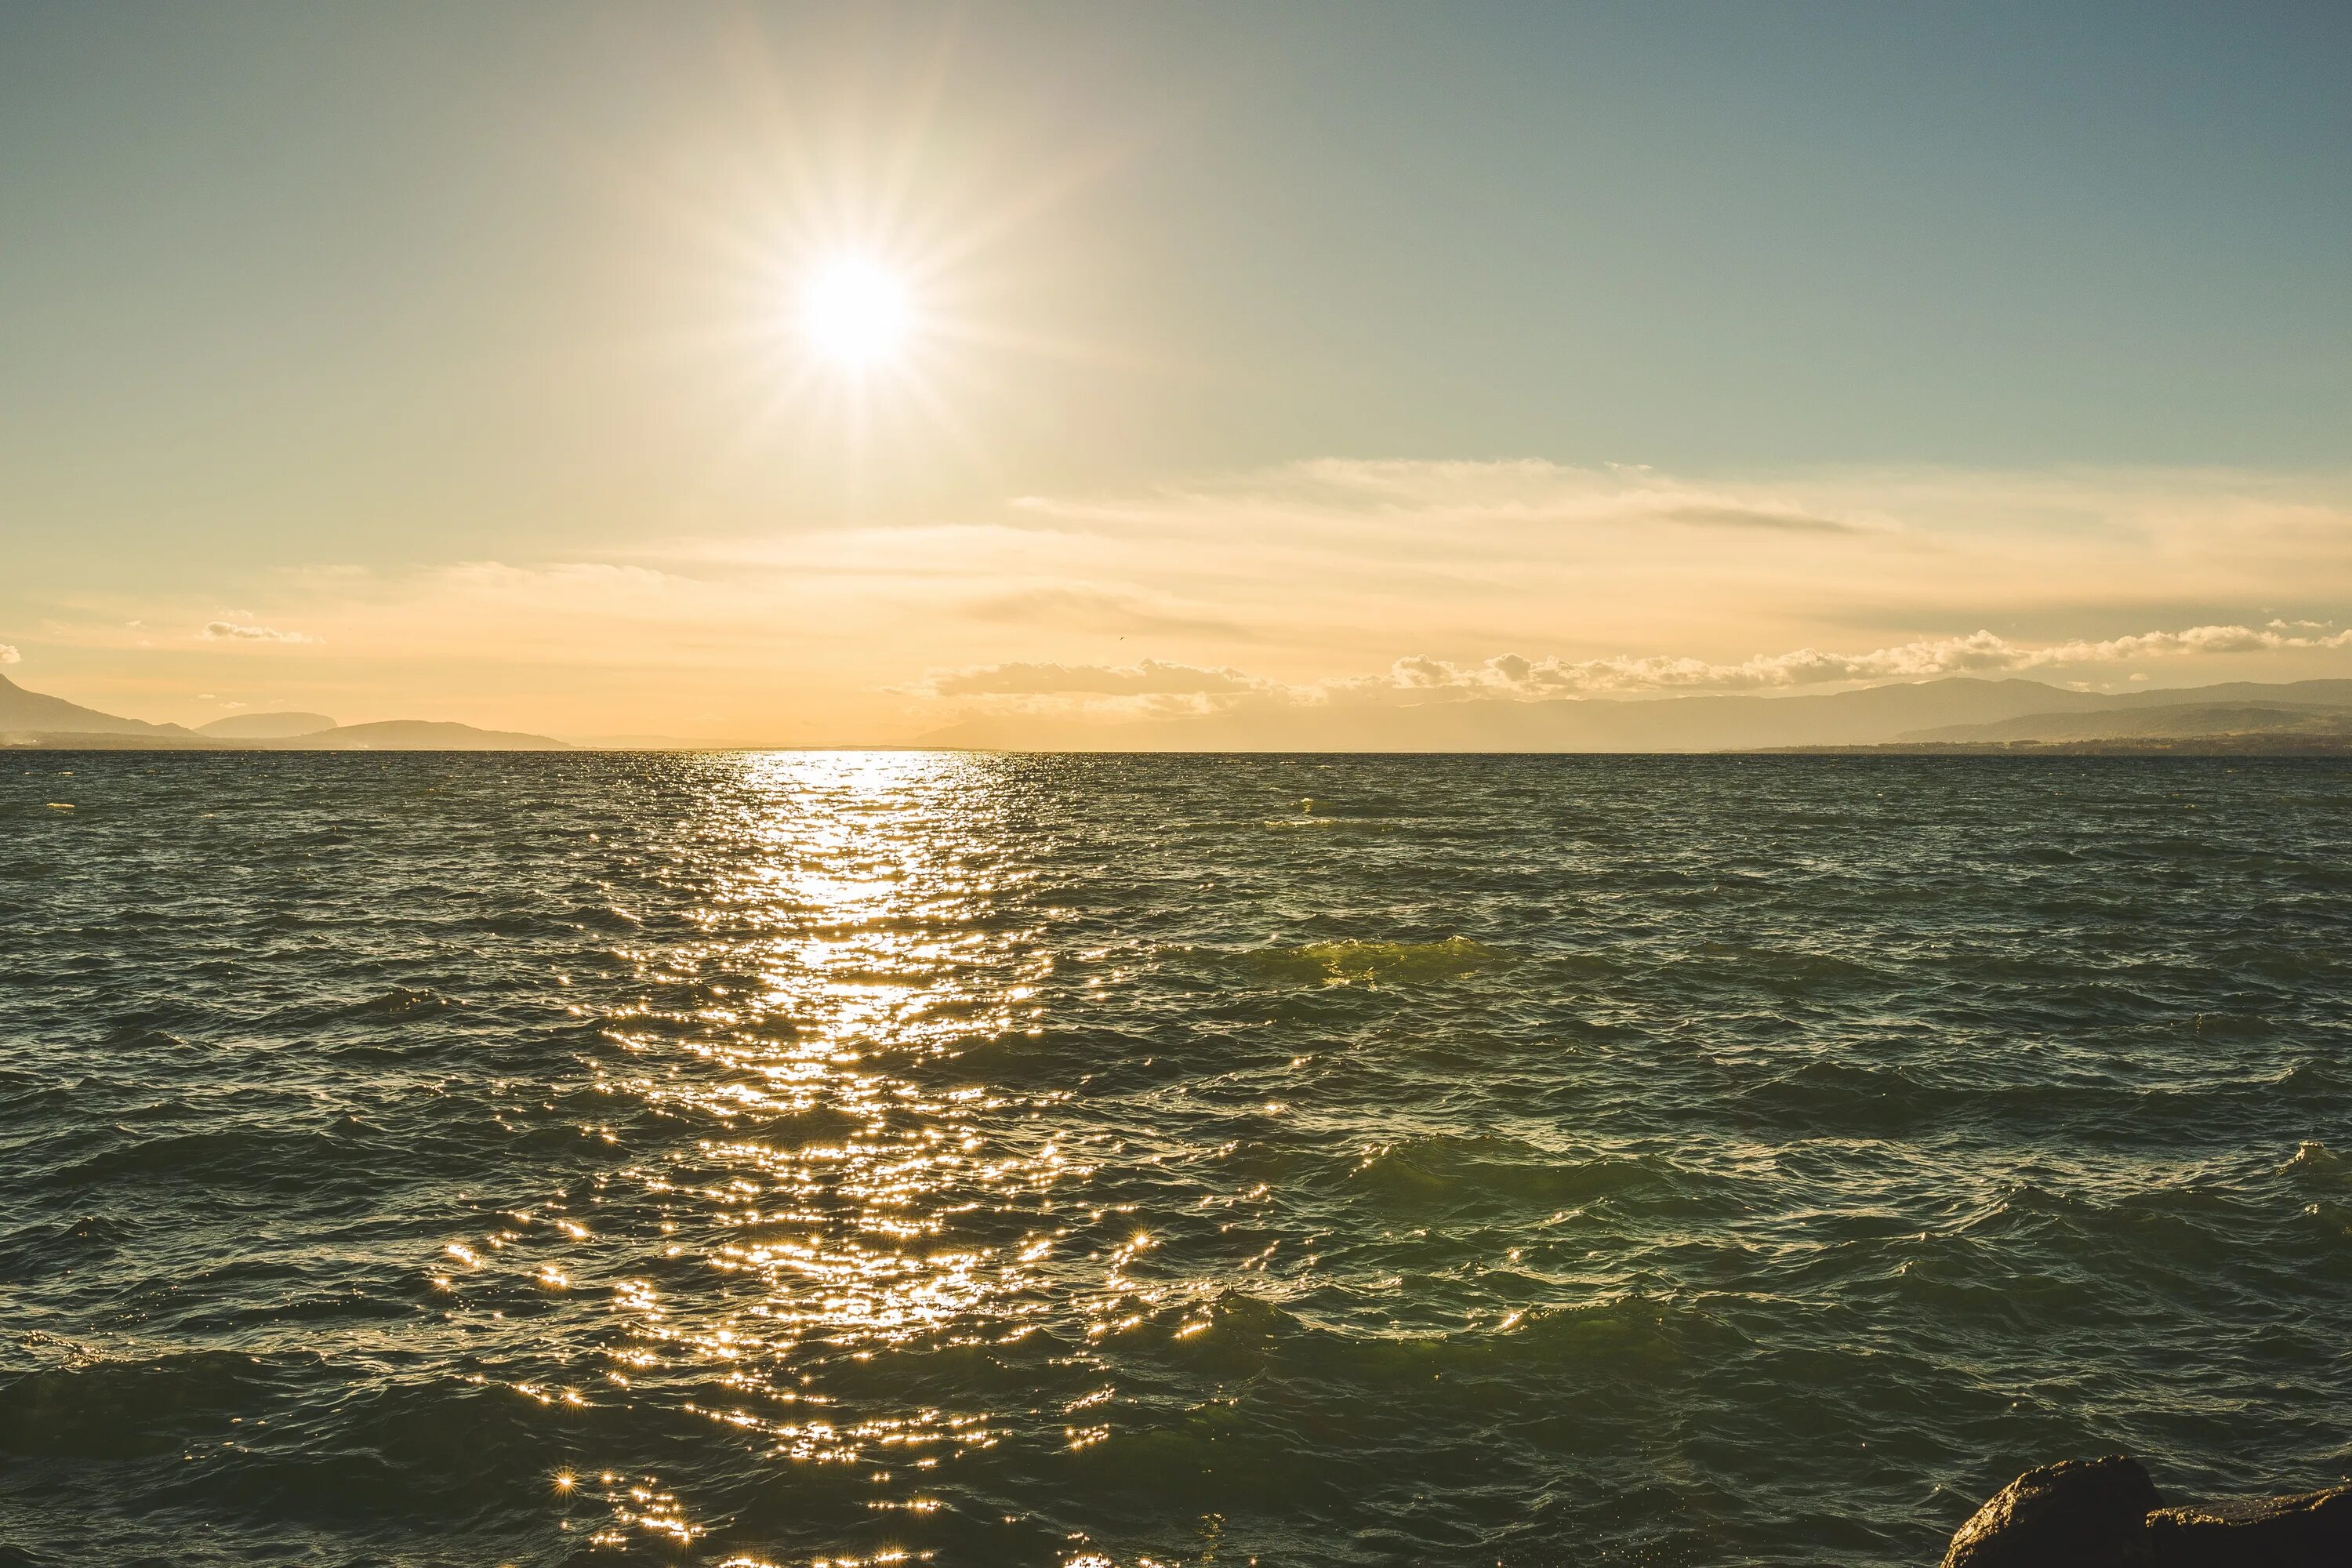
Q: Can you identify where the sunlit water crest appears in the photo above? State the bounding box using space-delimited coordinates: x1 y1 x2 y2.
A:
3 753 2350 1566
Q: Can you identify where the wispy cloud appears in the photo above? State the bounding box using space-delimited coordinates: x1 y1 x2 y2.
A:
201 619 314 644
929 658 1266 697
1374 622 2352 699
960 586 1259 640
23 459 2352 740
1657 503 1855 533
1011 458 1875 540
929 619 2352 714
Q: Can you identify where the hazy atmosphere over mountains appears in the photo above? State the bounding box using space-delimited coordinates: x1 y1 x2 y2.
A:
0 674 568 750
11 667 2351 754
910 676 2352 753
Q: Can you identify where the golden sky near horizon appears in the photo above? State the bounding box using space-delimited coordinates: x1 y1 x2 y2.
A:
3 5 2349 741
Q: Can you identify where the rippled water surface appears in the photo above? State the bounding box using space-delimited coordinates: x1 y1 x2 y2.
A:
5 753 2350 1567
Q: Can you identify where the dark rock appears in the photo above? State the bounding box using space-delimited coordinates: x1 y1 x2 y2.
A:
1941 1455 2164 1568
2146 1485 2352 1566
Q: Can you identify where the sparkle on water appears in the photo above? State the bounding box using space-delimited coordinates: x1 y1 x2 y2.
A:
3 751 2350 1566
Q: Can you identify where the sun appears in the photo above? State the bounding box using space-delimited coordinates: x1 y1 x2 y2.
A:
797 255 913 368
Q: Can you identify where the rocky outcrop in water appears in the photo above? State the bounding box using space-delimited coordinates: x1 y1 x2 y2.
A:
1940 1456 2162 1567
1941 1456 2352 1567
2144 1487 2352 1566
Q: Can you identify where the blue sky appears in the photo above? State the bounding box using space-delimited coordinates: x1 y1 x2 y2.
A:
3 2 2348 738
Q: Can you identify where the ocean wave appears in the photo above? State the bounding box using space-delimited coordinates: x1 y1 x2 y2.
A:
340 987 466 1018
2281 1139 2349 1184
1243 936 1512 986
0 1351 288 1459
7 751 2352 1567
1345 1134 1665 1214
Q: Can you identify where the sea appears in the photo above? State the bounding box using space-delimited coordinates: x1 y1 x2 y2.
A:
3 751 2349 1567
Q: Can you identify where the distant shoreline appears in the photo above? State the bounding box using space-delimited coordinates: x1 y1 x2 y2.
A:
1764 736 2352 757
10 733 2351 757
13 671 2352 756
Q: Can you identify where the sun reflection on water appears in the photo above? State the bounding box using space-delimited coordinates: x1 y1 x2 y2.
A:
416 751 1559 1561
453 752 1107 1552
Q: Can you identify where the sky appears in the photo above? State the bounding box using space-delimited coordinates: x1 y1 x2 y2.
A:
2 1 2349 742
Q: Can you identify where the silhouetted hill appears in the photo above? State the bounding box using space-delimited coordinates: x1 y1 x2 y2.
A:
0 673 192 739
1900 702 2352 746
12 668 2352 755
277 720 569 750
2100 678 2352 710
0 675 565 750
918 677 2132 752
198 710 337 738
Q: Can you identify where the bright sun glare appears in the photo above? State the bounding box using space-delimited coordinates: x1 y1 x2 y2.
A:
798 256 913 367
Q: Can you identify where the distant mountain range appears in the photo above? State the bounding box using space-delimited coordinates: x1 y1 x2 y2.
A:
10 670 2352 753
0 675 569 750
1892 695 2352 747
915 676 2352 753
199 710 340 739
